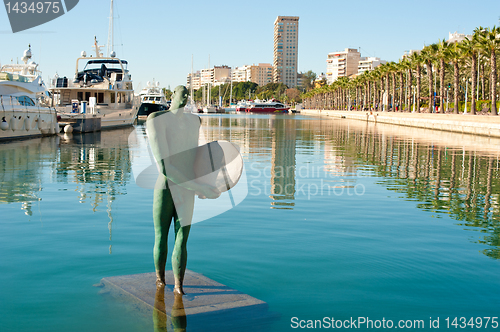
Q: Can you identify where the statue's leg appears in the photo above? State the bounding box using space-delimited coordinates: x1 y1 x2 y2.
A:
172 212 191 295
153 177 175 286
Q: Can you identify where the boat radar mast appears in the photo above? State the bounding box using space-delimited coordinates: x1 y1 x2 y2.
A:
107 0 114 57
92 36 104 58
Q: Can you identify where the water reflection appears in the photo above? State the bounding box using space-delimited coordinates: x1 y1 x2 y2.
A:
153 286 187 332
1 114 499 259
0 128 134 255
57 128 134 253
322 119 500 259
199 114 500 258
0 136 59 216
201 115 298 209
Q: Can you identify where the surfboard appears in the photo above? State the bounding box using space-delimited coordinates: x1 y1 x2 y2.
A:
131 136 243 193
193 141 243 193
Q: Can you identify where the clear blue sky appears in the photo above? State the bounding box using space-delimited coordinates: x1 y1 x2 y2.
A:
1 0 499 91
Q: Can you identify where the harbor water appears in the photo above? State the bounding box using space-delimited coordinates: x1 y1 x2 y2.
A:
1 113 500 331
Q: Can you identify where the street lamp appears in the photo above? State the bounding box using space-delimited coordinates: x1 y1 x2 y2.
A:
464 78 470 114
446 83 450 113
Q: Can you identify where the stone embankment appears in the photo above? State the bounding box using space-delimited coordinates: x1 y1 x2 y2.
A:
301 109 500 138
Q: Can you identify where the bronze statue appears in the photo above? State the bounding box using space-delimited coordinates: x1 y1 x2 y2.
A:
146 85 220 294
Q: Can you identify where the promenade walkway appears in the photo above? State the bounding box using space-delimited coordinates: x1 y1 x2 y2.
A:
300 109 500 138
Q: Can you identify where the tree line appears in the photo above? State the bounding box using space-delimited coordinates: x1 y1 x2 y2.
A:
303 26 500 115
185 81 308 105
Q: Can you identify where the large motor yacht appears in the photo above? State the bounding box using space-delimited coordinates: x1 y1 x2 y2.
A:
137 80 170 119
50 38 138 132
0 46 58 140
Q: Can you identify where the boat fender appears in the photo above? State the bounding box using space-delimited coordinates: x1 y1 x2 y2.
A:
1 117 9 131
49 122 56 134
25 116 32 131
33 116 39 129
15 116 24 130
38 118 47 130
64 124 73 133
10 116 17 131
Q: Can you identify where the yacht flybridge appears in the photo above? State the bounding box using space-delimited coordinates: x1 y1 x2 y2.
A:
50 38 138 132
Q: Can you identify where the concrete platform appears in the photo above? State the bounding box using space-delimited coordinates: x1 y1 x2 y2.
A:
100 270 278 331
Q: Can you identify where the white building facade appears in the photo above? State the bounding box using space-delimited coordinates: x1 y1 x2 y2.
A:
358 57 386 75
326 48 361 84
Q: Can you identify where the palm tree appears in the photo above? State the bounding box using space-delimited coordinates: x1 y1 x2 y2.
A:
396 61 405 111
421 44 438 112
409 51 424 113
388 62 398 111
446 42 462 114
478 26 500 115
401 57 413 112
436 39 451 113
458 32 481 115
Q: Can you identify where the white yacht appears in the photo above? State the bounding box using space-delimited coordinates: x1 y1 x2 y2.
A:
137 80 170 119
0 47 58 140
49 38 139 132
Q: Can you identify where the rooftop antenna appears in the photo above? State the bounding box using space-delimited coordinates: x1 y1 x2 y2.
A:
107 0 114 57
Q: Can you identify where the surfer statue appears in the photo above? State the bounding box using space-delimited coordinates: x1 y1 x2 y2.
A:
146 85 220 294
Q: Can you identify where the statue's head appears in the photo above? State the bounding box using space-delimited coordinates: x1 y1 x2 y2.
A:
172 85 188 108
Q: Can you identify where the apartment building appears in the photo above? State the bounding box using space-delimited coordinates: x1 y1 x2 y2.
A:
358 57 386 75
447 31 472 43
250 63 273 86
232 65 251 83
273 16 299 87
232 63 273 86
188 65 232 88
326 48 361 84
186 71 201 90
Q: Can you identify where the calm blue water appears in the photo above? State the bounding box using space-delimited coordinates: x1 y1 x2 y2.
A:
1 114 500 331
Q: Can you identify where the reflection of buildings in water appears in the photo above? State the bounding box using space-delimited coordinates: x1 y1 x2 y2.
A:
57 127 134 253
200 115 297 209
200 116 274 158
270 118 296 209
0 136 59 216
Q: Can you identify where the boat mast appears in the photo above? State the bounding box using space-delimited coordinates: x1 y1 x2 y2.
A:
107 0 114 56
207 54 210 107
190 54 194 100
230 67 233 106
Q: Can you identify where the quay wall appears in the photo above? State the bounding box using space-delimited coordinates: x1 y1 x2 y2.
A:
300 109 500 138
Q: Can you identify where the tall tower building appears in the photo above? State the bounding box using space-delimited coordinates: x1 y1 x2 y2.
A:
273 16 299 88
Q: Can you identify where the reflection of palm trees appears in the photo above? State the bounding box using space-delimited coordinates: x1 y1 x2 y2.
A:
327 121 500 258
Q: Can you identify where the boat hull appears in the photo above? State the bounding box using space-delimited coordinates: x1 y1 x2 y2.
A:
56 103 138 132
0 107 58 141
137 102 168 119
245 107 289 113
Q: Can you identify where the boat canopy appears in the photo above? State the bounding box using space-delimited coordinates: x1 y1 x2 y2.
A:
85 59 128 65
